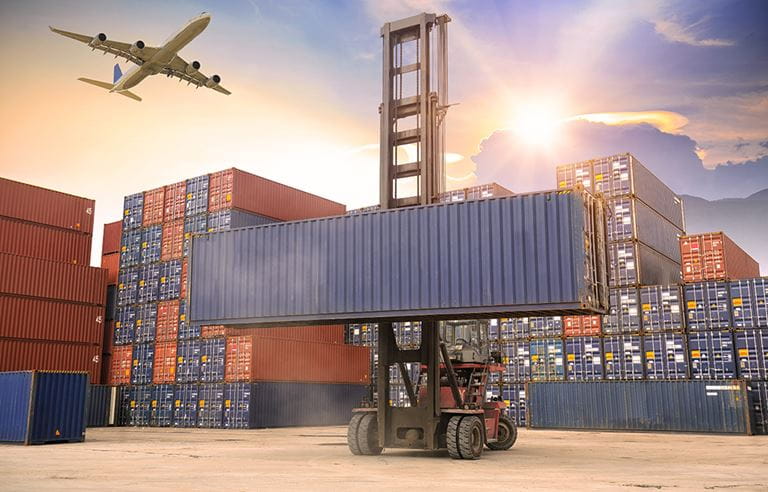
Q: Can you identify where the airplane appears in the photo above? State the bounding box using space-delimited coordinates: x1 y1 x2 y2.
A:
50 12 230 101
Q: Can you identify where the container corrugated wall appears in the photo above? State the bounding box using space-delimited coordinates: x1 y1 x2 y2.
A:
0 178 95 233
528 381 752 434
191 189 609 326
0 296 104 344
102 220 122 255
0 340 102 384
86 385 116 427
0 217 91 265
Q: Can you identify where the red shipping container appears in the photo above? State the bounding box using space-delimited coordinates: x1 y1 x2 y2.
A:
156 300 180 341
224 335 370 384
202 325 226 338
102 220 122 255
161 219 184 261
563 315 601 337
225 324 345 344
0 177 95 234
164 181 186 221
0 216 91 265
207 168 345 220
101 252 119 285
680 232 760 282
108 345 132 385
153 341 177 383
180 259 188 299
0 253 107 305
0 338 102 384
143 187 165 226
0 295 104 345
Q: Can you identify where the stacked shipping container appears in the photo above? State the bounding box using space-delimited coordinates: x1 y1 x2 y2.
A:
0 178 106 383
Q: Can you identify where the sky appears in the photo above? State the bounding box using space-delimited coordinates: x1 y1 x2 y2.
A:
0 0 766 266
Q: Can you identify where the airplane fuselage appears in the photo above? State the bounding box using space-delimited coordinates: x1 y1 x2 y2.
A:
111 13 211 92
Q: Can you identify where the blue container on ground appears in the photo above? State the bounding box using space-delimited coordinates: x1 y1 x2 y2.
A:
122 192 144 230
117 267 139 306
159 260 182 301
128 386 153 426
185 175 209 217
565 337 603 381
151 384 175 427
529 338 564 381
748 381 768 435
200 338 226 382
176 340 201 383
137 263 160 304
86 385 114 427
174 384 199 427
131 343 155 385
0 371 87 444
688 331 736 379
198 384 225 428
140 225 163 265
640 285 684 332
501 383 526 427
603 335 644 380
120 228 142 268
643 333 688 380
134 303 157 344
734 330 768 380
114 306 135 345
685 281 731 331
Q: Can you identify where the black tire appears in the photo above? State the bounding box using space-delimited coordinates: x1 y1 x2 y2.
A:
457 416 484 460
446 415 463 459
357 413 383 455
486 415 517 450
347 413 364 455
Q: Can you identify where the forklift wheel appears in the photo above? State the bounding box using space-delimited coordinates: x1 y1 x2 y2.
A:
447 415 484 460
486 415 517 451
348 413 383 456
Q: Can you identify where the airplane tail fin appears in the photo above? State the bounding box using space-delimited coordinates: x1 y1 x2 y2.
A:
113 64 122 84
77 77 142 102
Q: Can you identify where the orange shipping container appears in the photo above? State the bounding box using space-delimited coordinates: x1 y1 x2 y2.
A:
680 232 760 282
156 300 180 341
102 220 122 255
0 338 102 384
109 345 133 385
143 187 165 225
163 181 186 221
0 295 104 345
153 341 177 383
202 325 226 338
180 259 188 299
101 252 119 285
225 324 345 344
225 335 370 384
0 217 91 265
0 177 95 233
563 315 601 337
161 219 184 261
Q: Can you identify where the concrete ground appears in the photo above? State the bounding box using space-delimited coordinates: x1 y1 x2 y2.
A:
0 427 766 491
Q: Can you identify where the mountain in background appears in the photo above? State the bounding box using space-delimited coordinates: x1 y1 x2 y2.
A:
681 189 767 275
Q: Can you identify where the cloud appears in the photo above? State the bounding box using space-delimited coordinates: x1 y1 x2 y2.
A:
568 111 689 134
653 18 736 47
471 120 768 200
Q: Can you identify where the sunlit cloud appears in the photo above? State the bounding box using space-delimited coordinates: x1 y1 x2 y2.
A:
568 111 690 134
653 18 736 47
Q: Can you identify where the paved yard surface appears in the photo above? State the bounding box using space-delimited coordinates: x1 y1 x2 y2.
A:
1 427 766 491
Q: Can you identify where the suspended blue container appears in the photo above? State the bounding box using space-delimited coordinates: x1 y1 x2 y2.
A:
0 371 87 444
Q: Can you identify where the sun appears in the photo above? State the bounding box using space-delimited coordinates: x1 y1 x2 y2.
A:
510 102 563 146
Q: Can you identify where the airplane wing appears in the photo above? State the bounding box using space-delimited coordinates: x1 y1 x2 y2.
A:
49 27 159 66
165 55 231 95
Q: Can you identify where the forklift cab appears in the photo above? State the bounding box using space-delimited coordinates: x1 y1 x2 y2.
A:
441 320 500 364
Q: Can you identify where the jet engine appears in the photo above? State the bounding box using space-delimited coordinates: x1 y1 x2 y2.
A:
185 60 201 76
90 33 107 47
205 74 221 88
129 40 145 56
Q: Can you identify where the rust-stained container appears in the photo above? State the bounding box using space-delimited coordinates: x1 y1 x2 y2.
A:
0 339 102 384
156 300 180 342
681 232 760 283
153 341 177 383
102 220 122 255
0 217 91 265
101 252 119 285
0 253 107 306
202 325 226 338
108 345 132 385
164 181 187 221
225 325 346 344
224 336 370 384
143 187 165 226
207 168 346 220
0 177 95 233
0 295 104 345
161 219 184 261
563 315 602 337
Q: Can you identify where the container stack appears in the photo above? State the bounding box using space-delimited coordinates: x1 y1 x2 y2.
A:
0 178 107 383
104 168 368 428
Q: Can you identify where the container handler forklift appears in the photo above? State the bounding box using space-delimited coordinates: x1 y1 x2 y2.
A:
348 13 517 460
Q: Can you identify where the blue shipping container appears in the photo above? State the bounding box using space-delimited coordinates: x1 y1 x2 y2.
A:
530 339 564 381
119 228 142 268
200 338 226 382
734 330 768 380
131 343 155 385
529 316 563 338
151 384 175 427
501 383 526 427
640 285 684 332
190 190 609 326
643 333 688 380
685 282 731 331
207 209 278 232
159 260 182 301
128 385 152 426
184 214 208 256
117 386 131 426
565 337 603 381
0 371 88 444
688 331 736 380
185 175 209 217
114 306 135 345
140 225 163 265
607 240 681 288
603 335 644 380
603 287 641 334
122 193 144 230
528 381 752 434
86 385 115 427
748 381 767 435
176 340 201 383
174 384 199 427
134 303 157 344
117 268 139 307
500 318 529 340
500 341 530 382
605 197 683 263
198 383 225 428
137 263 160 304
178 300 199 340
755 278 768 328
730 280 758 329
